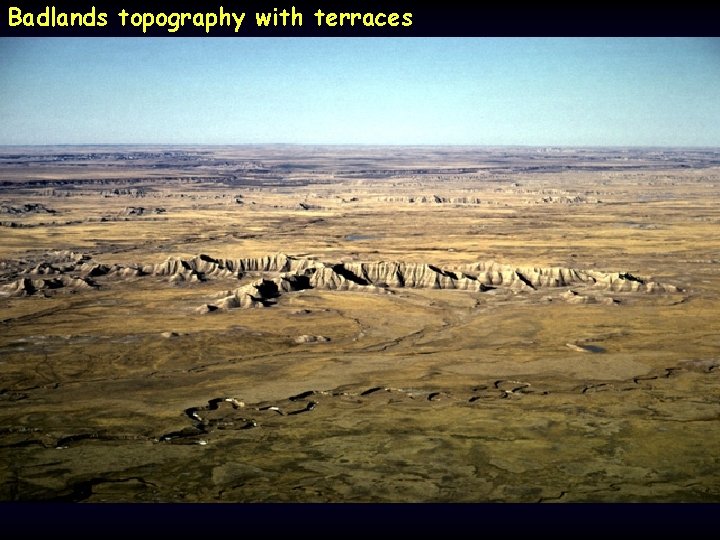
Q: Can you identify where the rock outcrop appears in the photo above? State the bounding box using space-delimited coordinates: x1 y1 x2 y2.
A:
101 188 145 198
139 253 318 283
456 262 680 294
0 203 56 215
294 335 330 344
0 251 100 296
121 206 165 216
199 256 681 311
0 250 683 307
213 264 391 310
378 195 482 204
534 195 599 204
0 276 96 297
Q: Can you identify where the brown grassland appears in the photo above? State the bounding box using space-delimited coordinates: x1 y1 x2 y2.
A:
0 145 719 501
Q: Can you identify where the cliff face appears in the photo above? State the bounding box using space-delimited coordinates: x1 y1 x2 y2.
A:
459 262 585 289
377 195 483 204
0 250 97 297
457 262 679 294
141 253 318 282
0 250 681 303
216 267 391 310
0 276 96 297
200 256 680 311
218 274 316 309
337 262 481 290
303 260 676 295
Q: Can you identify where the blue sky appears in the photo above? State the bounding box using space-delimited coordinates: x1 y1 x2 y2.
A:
1 38 719 146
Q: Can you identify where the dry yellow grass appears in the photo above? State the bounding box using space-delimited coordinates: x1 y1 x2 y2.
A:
1 147 719 501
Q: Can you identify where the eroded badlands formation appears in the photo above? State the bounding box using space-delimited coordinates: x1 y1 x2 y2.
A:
0 251 683 311
2 146 719 503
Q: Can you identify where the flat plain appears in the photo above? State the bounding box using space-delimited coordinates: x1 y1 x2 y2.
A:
1 145 719 501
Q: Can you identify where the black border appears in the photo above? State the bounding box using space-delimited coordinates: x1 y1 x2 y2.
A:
1 2 719 37
1 503 718 535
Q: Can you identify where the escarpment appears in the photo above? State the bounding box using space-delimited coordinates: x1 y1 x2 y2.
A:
0 251 682 305
377 195 483 204
194 255 682 311
0 275 97 297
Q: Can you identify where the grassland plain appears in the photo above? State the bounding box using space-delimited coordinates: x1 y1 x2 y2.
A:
1 146 719 501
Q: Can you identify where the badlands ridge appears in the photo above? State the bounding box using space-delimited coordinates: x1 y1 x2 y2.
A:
1 250 683 311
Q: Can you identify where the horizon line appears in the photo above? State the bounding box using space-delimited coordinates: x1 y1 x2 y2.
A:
1 143 719 150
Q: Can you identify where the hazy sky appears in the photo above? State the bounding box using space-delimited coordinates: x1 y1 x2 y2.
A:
1 38 719 146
